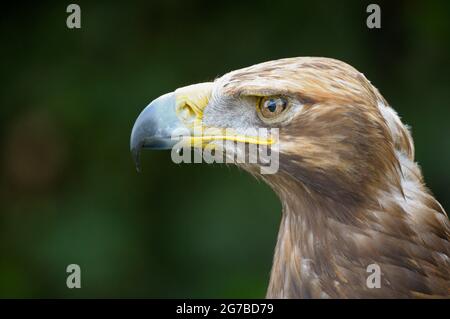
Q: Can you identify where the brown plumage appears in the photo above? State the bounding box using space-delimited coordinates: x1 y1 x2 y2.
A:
131 57 450 298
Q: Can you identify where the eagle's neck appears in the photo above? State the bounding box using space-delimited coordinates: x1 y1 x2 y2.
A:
265 159 449 298
266 184 339 298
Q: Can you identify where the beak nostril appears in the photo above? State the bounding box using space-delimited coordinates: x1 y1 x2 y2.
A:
174 82 213 126
177 102 200 126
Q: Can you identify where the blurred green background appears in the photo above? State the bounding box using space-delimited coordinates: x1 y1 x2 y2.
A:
0 0 449 298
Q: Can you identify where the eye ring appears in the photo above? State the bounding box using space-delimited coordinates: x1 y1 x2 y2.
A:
257 96 289 121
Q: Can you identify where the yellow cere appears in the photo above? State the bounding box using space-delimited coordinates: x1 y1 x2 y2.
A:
175 82 213 127
174 82 275 147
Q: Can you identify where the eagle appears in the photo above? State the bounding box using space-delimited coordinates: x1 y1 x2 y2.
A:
130 57 450 298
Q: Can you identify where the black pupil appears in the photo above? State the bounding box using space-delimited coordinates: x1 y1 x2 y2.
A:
267 99 278 112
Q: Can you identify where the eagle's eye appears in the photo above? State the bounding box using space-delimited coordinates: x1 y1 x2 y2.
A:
258 97 288 120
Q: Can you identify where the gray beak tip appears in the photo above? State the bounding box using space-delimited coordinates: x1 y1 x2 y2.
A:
131 144 142 173
130 91 179 173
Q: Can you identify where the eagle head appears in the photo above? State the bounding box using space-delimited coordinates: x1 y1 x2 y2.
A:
130 57 449 298
131 57 411 205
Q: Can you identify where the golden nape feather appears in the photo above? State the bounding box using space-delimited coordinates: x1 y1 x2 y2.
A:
131 57 450 298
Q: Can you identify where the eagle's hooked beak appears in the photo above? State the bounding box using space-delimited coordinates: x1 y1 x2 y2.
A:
131 82 276 172
130 83 213 171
